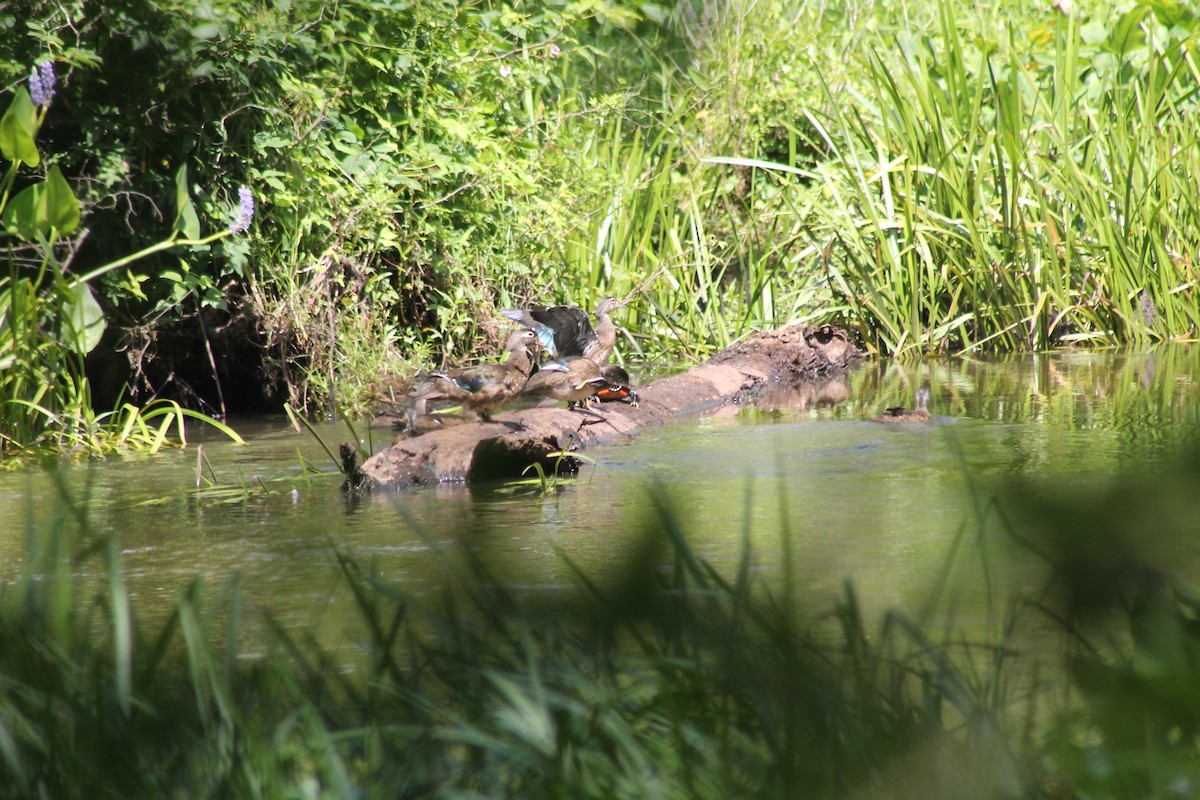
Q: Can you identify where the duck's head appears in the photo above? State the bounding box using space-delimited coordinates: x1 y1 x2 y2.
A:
594 297 623 318
505 328 541 351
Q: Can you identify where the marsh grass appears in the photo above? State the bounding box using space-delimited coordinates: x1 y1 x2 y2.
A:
577 0 1200 364
766 2 1200 355
554 106 826 363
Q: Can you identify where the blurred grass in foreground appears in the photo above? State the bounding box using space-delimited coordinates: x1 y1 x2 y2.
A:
5 447 1200 798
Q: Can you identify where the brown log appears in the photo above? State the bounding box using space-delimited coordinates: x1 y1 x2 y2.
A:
359 323 862 489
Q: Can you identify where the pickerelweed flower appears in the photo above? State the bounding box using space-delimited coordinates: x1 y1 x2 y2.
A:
28 60 55 107
549 44 561 57
499 64 513 78
39 61 56 99
229 185 255 233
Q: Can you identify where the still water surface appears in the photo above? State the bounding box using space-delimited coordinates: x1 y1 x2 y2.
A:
3 349 1198 653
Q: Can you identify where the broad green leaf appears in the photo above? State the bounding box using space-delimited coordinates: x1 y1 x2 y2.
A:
1108 6 1150 54
44 166 80 233
61 282 107 354
1080 20 1109 46
1 184 40 239
1 166 79 240
0 87 39 166
173 166 201 239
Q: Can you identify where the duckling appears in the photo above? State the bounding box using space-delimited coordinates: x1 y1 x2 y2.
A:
413 328 540 421
501 297 622 364
871 386 932 423
522 358 607 409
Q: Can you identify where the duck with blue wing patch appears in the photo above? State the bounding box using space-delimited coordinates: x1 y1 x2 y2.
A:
410 328 541 422
501 297 622 364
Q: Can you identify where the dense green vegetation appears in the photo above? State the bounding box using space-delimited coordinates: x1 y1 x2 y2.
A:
2 0 1200 438
5 0 1200 449
9 2 1200 793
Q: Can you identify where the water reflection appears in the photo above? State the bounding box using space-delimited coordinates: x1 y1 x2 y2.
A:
2 347 1199 649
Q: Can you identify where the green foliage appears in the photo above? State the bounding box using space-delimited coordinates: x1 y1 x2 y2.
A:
9 0 1200 422
0 88 40 167
749 0 1200 354
0 76 246 463
232 0 688 410
10 0 659 408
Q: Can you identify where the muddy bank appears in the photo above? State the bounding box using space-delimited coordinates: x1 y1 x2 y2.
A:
359 324 862 489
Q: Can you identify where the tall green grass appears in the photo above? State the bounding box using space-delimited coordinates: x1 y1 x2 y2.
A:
532 0 1200 364
548 99 826 363
768 1 1200 355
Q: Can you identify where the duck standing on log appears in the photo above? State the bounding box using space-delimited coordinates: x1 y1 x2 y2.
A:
502 296 639 405
594 364 639 405
411 328 541 422
501 297 622 364
522 358 608 410
871 386 932 423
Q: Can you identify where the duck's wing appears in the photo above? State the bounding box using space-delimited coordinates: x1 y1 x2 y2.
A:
522 370 563 395
432 364 503 396
525 306 595 359
500 309 560 357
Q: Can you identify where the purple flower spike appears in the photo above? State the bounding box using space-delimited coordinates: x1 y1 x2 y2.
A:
28 65 45 107
38 61 56 100
229 185 255 233
28 60 55 107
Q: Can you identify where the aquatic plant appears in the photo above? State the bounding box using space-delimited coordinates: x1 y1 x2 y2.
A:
0 65 248 463
26 60 54 108
703 1 1200 355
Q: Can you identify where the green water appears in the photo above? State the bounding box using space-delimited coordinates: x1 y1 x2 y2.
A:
3 348 1198 653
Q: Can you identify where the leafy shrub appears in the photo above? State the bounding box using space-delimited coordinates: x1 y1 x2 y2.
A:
4 0 689 418
0 67 245 461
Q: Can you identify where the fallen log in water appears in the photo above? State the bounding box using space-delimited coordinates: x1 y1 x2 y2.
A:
359 323 862 489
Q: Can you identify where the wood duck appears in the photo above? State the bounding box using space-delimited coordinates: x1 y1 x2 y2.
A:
522 357 607 409
403 395 470 435
501 297 622 364
871 386 932 423
594 364 639 405
413 328 540 421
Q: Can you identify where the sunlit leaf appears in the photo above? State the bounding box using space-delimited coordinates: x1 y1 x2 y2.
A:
192 23 221 39
1 166 78 240
0 87 39 167
1108 6 1149 54
62 282 107 355
173 165 201 240
44 166 80 234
